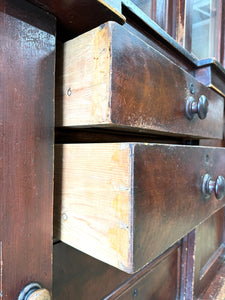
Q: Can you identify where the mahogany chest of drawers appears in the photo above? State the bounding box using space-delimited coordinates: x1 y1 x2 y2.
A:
53 2 225 298
52 2 225 298
2 0 225 299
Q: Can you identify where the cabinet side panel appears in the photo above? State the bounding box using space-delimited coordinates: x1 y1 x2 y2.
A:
0 0 55 297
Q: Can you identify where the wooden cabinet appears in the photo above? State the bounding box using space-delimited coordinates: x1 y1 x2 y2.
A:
1 0 225 298
52 0 225 298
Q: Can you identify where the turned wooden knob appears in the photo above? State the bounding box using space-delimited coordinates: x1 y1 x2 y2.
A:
26 288 51 300
18 283 51 300
202 174 225 200
186 95 208 120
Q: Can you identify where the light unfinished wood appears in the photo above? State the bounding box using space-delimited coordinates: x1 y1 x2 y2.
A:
54 143 133 272
27 289 51 300
56 23 112 127
54 143 225 273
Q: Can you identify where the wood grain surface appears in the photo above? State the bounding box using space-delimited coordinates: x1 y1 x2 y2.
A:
195 65 225 97
0 0 55 297
54 143 132 272
198 262 225 299
53 241 181 300
56 21 224 139
28 0 125 40
132 144 225 271
107 245 180 299
55 143 225 273
194 208 225 298
56 23 112 127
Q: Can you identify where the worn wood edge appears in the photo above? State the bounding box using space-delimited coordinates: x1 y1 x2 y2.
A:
28 0 125 38
200 244 225 280
208 83 225 98
180 231 196 300
197 58 225 78
198 262 225 299
104 243 181 299
98 0 126 23
195 66 225 97
186 231 196 300
54 143 134 272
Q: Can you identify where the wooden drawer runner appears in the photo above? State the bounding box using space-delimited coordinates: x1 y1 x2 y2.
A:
54 143 225 273
56 21 224 139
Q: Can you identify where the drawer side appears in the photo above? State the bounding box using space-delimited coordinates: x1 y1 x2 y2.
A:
54 143 133 272
55 23 112 127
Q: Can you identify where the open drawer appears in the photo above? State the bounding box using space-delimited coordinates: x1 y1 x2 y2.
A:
54 143 225 273
55 21 224 139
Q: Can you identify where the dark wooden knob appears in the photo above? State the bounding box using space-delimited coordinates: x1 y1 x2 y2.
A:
186 95 208 120
18 283 51 300
202 174 225 200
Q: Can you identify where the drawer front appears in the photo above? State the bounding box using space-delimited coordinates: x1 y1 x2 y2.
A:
54 143 225 273
56 21 224 139
109 246 180 300
53 242 180 300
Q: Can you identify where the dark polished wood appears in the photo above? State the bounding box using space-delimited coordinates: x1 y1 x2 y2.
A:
53 242 181 300
199 262 225 299
0 0 55 297
28 0 125 40
180 230 195 300
193 208 225 298
2 0 225 298
107 246 180 299
133 144 225 270
53 242 130 300
29 0 225 71
123 21 195 73
195 62 225 97
110 24 223 139
56 22 223 139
